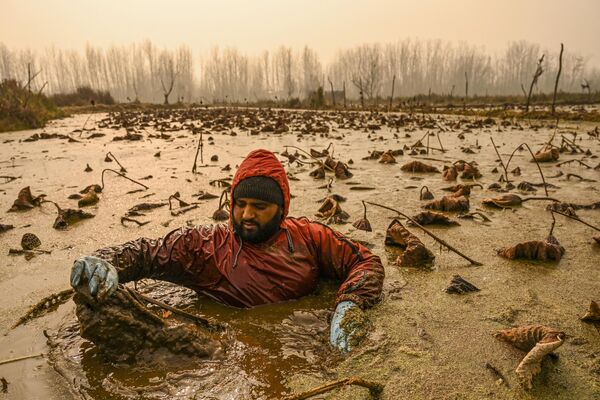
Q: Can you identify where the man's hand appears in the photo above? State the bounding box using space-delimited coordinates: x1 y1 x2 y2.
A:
70 256 118 301
329 301 369 353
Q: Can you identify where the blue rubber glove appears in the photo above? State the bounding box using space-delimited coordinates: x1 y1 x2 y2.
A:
330 301 367 353
70 256 118 301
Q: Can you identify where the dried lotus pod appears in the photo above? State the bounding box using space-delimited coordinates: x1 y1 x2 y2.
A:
445 275 479 294
212 190 230 221
84 164 93 172
401 161 439 173
419 186 434 200
21 233 41 250
581 300 600 322
497 235 565 261
378 150 396 164
423 195 469 212
78 189 99 207
409 211 459 226
8 186 46 212
533 148 559 162
494 325 565 389
352 201 372 232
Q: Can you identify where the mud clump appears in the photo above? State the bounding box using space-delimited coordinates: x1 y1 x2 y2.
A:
339 305 370 349
73 286 225 363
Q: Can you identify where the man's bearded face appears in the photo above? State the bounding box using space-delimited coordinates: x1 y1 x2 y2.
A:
232 198 282 243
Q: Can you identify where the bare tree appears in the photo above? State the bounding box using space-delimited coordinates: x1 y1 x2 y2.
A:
526 54 545 112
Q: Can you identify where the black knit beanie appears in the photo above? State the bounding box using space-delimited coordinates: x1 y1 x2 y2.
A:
233 176 284 206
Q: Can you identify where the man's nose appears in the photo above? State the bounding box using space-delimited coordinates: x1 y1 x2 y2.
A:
241 206 255 220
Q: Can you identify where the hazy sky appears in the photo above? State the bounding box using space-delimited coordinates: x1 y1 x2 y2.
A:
2 0 599 65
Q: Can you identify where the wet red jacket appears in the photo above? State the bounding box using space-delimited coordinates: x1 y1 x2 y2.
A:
94 149 384 309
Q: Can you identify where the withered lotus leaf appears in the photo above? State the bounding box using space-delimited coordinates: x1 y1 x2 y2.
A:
400 161 440 173
497 235 565 261
396 237 435 268
442 166 458 181
410 211 459 226
80 184 103 194
310 148 328 158
379 150 397 164
581 300 600 322
534 148 560 162
445 275 479 294
324 156 337 170
494 325 565 389
423 195 469 212
460 163 482 179
53 208 95 230
363 150 383 160
78 189 99 207
385 219 409 247
128 202 167 213
316 196 349 224
8 187 46 212
309 165 325 179
334 161 353 179
482 193 523 208
546 201 600 212
0 224 15 233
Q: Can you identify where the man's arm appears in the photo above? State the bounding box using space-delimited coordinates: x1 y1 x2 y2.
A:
309 221 385 309
71 226 220 299
91 227 201 284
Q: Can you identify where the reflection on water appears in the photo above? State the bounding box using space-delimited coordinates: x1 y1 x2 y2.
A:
48 280 340 399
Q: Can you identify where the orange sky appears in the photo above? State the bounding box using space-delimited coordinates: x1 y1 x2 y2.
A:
2 0 599 65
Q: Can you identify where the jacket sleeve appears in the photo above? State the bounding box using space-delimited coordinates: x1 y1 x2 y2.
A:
91 226 220 287
309 221 385 309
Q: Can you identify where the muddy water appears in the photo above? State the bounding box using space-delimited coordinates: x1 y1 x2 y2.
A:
0 109 599 399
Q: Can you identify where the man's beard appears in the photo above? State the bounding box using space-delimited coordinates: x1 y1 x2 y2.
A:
233 211 282 244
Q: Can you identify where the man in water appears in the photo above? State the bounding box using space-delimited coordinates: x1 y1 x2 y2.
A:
70 149 384 352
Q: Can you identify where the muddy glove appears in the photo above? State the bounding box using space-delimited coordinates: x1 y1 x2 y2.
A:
70 256 119 301
330 301 368 353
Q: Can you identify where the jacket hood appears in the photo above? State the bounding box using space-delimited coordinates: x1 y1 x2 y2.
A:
230 149 290 222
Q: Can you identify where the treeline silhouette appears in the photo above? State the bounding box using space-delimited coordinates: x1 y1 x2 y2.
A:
0 39 598 104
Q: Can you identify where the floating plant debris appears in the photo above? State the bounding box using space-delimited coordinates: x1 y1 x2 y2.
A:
445 275 480 294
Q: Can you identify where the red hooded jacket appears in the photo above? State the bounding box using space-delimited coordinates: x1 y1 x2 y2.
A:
94 149 384 309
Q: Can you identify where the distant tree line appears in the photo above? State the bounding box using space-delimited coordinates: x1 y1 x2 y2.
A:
0 39 598 104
